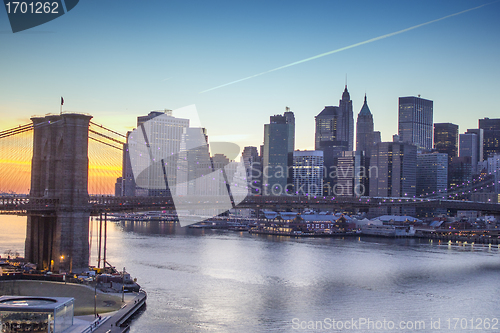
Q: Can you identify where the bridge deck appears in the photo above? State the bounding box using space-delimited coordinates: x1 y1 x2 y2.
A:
1 195 500 215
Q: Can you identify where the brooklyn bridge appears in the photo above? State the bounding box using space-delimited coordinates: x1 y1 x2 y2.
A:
1 112 499 273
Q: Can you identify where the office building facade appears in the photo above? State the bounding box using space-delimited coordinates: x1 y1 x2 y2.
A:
486 154 500 194
293 150 324 196
369 141 417 198
116 110 189 196
479 118 500 160
448 156 472 188
176 127 212 196
242 146 262 195
416 152 448 196
262 112 294 195
465 128 484 162
335 151 369 197
434 123 458 158
398 96 433 150
460 132 479 173
116 131 136 196
369 141 417 216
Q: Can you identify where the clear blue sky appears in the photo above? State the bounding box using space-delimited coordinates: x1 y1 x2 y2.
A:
1 0 499 151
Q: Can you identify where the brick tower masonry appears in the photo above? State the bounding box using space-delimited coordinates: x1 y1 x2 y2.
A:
25 113 92 273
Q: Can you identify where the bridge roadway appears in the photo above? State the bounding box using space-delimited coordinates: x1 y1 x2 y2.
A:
1 195 500 215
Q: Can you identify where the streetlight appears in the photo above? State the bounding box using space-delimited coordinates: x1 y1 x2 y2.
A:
60 255 65 282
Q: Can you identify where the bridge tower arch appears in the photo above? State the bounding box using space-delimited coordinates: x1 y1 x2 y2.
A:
25 113 92 273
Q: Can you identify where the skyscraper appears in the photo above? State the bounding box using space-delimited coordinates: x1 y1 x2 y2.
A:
315 86 354 195
293 150 324 196
283 108 295 186
242 146 261 195
465 128 484 162
448 156 472 188
369 141 417 198
356 94 374 155
416 152 448 216
434 123 458 158
335 151 368 197
478 118 500 160
116 131 135 196
340 85 354 152
398 96 433 150
485 154 500 194
117 110 189 196
176 127 212 197
460 132 479 173
370 141 417 215
315 85 354 152
283 108 295 154
417 152 448 196
262 112 294 195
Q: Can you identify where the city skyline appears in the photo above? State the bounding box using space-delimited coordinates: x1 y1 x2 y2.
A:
2 2 500 328
1 1 500 152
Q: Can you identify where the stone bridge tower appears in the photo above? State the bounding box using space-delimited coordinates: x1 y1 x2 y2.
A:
25 113 92 273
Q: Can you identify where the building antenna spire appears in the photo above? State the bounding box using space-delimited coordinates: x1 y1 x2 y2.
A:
345 73 347 87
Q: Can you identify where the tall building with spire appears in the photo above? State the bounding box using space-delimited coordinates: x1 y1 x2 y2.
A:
340 85 354 151
315 85 354 195
356 94 374 155
315 85 354 152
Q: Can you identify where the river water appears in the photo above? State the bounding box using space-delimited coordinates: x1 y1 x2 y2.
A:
2 215 500 332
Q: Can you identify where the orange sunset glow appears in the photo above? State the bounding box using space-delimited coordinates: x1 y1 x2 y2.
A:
0 128 122 195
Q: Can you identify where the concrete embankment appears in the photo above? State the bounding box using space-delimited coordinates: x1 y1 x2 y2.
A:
91 291 147 333
0 280 122 315
0 280 146 333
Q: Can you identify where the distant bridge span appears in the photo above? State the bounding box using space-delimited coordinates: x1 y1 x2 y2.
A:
2 195 500 215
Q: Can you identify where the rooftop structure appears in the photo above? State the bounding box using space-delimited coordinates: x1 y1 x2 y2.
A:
0 296 74 333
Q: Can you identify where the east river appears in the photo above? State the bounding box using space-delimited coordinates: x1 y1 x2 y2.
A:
2 215 500 332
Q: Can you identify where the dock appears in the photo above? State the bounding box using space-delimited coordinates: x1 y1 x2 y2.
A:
71 291 147 333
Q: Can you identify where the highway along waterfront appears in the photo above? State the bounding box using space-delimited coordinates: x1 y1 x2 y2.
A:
2 216 500 332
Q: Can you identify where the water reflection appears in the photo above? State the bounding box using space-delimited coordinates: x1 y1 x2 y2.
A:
0 215 26 257
2 217 500 333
